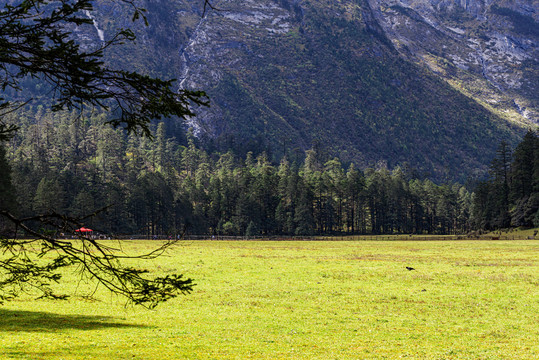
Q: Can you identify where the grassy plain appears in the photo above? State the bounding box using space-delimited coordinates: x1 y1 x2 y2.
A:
1 240 538 359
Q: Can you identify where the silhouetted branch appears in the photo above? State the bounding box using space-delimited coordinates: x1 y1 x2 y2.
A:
0 210 193 308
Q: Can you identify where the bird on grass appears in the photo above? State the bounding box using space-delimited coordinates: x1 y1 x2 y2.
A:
406 266 415 271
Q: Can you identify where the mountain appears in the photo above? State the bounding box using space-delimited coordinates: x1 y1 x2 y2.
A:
46 0 539 179
368 0 538 125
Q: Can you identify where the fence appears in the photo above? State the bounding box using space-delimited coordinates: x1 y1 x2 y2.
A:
111 234 536 241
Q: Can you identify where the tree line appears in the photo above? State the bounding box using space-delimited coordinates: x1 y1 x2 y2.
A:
472 129 539 230
1 109 483 237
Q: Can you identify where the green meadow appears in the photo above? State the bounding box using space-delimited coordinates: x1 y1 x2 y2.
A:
1 240 538 359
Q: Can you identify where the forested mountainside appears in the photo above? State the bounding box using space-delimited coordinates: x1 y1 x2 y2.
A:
3 0 538 181
66 0 536 181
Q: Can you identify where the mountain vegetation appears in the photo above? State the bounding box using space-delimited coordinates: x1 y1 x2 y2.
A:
169 0 531 181
6 0 534 181
371 0 539 125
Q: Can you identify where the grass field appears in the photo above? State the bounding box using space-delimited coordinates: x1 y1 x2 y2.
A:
1 240 538 359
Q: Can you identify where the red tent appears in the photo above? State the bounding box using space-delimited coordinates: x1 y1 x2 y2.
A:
75 227 93 233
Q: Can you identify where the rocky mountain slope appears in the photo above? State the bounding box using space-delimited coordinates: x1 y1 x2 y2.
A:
72 0 539 179
368 0 538 124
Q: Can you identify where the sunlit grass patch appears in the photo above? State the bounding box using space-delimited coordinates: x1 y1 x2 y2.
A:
1 240 538 359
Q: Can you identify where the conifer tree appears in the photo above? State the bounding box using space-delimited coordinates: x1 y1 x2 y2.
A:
510 130 539 227
0 144 16 213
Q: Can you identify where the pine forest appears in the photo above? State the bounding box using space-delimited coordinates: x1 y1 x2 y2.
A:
2 109 537 238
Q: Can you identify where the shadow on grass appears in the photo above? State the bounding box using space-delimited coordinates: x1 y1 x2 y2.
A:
0 308 151 332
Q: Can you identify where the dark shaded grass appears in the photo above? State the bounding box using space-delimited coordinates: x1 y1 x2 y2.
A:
0 309 150 332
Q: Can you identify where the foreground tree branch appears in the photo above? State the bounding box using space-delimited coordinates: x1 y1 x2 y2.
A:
0 0 215 305
0 210 194 308
0 0 210 140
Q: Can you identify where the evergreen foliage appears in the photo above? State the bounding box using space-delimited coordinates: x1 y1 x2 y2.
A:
0 144 17 217
4 112 476 237
472 129 539 229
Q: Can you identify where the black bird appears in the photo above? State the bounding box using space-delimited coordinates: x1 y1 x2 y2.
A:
406 266 415 271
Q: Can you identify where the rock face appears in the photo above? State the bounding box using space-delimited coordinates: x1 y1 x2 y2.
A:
169 0 538 129
86 0 538 179
176 0 300 136
367 0 538 123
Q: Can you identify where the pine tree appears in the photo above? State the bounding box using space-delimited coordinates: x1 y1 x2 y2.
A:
489 141 512 228
294 178 315 236
344 164 365 234
510 130 539 227
511 130 537 200
0 144 17 235
0 144 16 212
